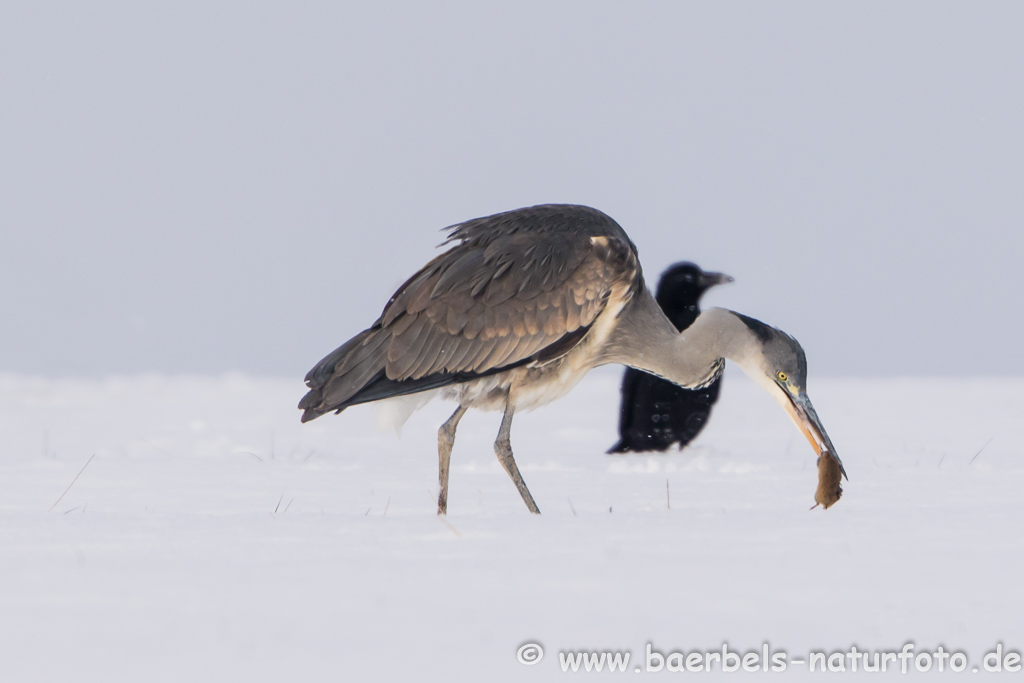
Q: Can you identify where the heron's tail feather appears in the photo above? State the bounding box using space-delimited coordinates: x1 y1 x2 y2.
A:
299 326 463 423
299 327 392 422
374 390 440 434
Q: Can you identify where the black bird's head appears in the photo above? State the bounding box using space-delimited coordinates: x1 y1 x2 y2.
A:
655 262 733 330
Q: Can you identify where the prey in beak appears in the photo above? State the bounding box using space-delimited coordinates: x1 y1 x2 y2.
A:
775 382 846 509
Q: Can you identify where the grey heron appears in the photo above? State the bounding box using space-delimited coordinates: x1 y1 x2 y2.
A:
608 262 733 454
299 204 845 514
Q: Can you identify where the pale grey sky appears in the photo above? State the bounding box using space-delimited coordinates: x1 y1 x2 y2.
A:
1 2 1021 377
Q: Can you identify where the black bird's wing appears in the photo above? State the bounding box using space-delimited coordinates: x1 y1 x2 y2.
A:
608 369 722 453
300 205 642 422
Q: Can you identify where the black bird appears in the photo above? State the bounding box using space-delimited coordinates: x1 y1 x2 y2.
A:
608 262 733 453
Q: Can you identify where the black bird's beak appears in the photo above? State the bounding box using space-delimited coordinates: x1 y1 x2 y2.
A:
699 271 734 288
779 388 846 509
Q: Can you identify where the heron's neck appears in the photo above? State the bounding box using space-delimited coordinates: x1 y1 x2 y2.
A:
603 292 755 388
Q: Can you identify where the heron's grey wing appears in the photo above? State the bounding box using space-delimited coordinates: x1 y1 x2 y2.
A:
380 227 640 381
300 204 642 420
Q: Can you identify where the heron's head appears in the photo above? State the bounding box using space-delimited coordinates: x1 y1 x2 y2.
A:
731 312 846 506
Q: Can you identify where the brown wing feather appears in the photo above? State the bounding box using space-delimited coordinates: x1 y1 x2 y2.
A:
300 204 643 420
383 228 639 380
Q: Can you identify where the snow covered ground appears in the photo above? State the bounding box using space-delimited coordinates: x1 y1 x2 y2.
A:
1 369 1021 681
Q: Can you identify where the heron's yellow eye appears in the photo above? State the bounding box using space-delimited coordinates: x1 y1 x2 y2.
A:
777 371 788 382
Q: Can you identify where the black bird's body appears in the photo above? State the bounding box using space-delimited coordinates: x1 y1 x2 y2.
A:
608 263 731 453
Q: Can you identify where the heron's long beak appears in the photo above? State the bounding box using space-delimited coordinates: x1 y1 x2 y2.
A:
700 271 734 288
783 391 845 474
778 387 847 509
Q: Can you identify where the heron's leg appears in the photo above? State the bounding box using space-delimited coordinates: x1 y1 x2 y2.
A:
494 400 541 514
437 404 468 515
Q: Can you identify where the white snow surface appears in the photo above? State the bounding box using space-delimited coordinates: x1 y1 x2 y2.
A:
1 368 1021 681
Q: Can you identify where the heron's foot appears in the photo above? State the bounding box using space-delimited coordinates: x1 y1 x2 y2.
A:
436 404 467 516
494 440 541 514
